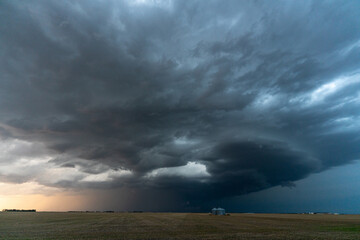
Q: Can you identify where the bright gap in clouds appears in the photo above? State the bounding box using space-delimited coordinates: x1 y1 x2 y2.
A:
146 162 210 179
81 169 132 183
309 72 360 104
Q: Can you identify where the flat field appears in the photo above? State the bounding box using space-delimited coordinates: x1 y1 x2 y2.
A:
0 212 359 239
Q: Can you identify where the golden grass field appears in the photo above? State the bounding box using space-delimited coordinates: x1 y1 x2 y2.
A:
0 212 359 239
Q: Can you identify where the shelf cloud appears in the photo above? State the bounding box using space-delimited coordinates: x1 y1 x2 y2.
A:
0 0 359 210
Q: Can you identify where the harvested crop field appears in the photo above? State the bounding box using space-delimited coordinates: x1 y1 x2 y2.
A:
0 212 359 239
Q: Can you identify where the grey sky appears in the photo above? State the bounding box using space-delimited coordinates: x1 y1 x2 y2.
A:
0 0 359 211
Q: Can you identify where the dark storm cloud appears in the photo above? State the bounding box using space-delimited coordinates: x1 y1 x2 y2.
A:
0 0 359 207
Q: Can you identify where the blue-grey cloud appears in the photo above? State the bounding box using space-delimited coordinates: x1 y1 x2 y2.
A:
0 0 359 210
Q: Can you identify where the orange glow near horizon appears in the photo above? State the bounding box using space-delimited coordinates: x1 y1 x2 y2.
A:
0 182 92 211
0 194 90 212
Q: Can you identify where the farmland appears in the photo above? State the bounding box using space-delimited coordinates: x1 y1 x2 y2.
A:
0 212 359 239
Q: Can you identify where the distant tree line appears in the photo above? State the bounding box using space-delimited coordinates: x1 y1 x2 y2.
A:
2 209 36 212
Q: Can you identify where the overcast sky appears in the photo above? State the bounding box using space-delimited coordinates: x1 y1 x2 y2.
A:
0 0 359 212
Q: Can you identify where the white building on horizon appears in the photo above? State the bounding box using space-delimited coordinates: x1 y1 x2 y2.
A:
211 208 225 215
